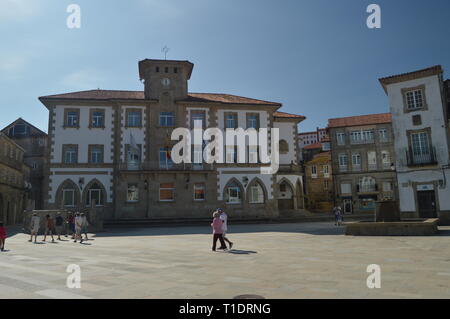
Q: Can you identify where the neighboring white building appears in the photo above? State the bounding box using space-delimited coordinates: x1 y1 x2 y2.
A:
380 65 450 223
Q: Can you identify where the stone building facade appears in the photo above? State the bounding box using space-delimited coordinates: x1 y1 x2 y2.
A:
304 151 333 212
328 113 397 214
0 132 31 225
380 65 450 223
2 118 48 209
38 59 305 221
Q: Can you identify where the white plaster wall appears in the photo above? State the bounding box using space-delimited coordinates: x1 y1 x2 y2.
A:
120 106 146 162
48 168 113 204
397 169 450 212
217 167 273 200
273 122 297 165
387 75 449 171
52 106 114 163
386 74 450 212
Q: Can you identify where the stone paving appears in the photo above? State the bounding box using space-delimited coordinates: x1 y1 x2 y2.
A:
1 222 450 299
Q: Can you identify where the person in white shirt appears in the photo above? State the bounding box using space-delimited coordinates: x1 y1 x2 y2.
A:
80 213 89 241
29 213 40 243
218 208 233 249
74 213 84 243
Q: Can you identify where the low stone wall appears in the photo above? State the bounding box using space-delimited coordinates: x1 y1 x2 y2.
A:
345 218 439 236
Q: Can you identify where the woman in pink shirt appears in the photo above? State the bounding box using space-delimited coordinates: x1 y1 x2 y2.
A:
211 212 227 251
0 221 7 252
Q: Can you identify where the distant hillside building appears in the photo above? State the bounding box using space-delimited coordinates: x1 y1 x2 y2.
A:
2 118 48 209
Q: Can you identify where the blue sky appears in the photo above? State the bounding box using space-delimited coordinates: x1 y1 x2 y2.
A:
0 0 449 133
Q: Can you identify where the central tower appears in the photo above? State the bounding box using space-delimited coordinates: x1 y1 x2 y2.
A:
138 59 194 100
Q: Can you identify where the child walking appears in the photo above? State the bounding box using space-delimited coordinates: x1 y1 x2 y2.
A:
0 222 7 251
211 212 227 252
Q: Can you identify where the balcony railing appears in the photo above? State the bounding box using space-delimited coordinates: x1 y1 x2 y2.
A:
339 165 348 173
357 184 378 193
368 163 378 171
352 164 362 172
406 146 438 166
350 138 374 145
119 161 214 171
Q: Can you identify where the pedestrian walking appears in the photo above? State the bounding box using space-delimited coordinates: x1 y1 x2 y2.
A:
74 213 83 243
211 211 227 251
218 208 233 249
29 213 40 243
55 212 64 240
43 214 55 242
66 212 75 238
80 213 89 241
0 222 7 251
336 206 343 226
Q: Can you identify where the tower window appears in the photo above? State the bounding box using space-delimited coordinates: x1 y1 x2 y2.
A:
165 67 169 73
174 67 178 73
156 67 160 73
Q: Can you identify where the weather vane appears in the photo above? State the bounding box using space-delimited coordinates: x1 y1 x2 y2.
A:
162 46 170 60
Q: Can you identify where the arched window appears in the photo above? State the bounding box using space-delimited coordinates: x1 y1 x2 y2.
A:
279 140 289 154
359 176 376 192
225 181 242 204
56 179 80 208
278 180 293 199
249 182 265 204
86 182 104 207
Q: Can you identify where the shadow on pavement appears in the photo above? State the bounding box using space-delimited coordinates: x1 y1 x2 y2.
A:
93 222 347 238
226 249 257 255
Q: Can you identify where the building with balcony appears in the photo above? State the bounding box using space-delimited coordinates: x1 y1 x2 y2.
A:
1 118 48 209
380 65 450 222
38 58 306 220
0 132 31 225
328 113 397 214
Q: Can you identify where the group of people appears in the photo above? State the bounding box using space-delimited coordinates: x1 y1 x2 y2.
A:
333 206 344 226
210 208 234 252
29 212 89 244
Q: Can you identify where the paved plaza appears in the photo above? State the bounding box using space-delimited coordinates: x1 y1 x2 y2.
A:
1 222 450 299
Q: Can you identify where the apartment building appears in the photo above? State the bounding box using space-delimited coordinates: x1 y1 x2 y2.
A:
328 113 397 214
304 151 333 212
380 65 450 223
38 58 306 220
2 118 48 209
0 132 31 225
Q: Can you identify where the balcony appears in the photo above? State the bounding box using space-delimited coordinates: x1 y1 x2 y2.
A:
339 165 348 173
357 184 378 193
406 146 438 166
352 164 362 172
350 138 374 145
119 161 214 171
368 163 378 171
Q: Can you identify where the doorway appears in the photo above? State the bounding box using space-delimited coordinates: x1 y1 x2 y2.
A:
343 199 352 214
417 190 437 218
